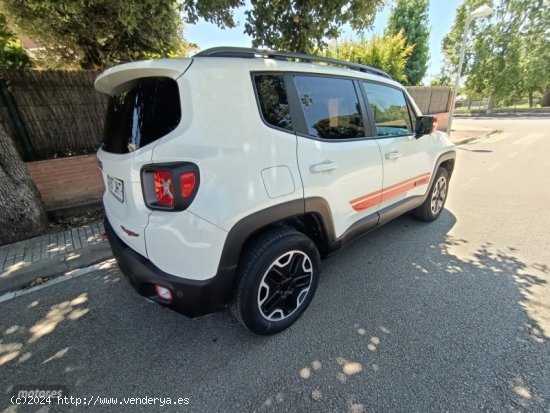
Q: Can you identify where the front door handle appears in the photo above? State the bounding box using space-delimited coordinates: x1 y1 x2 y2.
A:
385 151 402 160
310 161 339 173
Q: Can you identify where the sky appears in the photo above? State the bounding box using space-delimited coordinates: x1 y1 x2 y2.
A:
186 0 463 84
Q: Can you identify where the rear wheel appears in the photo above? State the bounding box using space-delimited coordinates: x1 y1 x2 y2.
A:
231 227 320 335
412 167 450 222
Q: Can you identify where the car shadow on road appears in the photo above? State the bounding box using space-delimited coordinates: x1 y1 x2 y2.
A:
457 147 493 153
0 209 549 412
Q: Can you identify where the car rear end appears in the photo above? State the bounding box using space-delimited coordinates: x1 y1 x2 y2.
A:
95 59 230 317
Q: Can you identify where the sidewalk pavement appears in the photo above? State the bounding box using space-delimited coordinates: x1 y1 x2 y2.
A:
449 120 500 145
0 221 112 294
0 125 499 296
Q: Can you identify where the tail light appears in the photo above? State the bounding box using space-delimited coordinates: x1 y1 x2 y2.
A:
141 163 199 211
154 170 174 207
180 172 196 198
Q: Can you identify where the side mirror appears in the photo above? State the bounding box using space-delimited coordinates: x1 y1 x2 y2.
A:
415 116 438 136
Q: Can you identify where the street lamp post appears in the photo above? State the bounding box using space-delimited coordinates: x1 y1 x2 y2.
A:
447 4 493 134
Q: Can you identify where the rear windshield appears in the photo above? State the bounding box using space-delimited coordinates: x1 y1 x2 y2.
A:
102 77 181 154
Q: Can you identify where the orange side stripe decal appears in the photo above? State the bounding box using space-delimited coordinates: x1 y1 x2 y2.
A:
349 172 430 205
350 173 431 212
351 195 382 211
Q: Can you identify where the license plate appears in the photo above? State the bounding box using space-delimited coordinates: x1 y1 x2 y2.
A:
107 175 124 203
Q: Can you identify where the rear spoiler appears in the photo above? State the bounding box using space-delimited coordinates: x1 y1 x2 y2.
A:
95 58 193 95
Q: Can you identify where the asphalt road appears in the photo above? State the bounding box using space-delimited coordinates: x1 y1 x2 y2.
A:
1 116 549 413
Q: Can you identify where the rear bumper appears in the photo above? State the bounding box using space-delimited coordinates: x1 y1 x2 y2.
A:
104 218 233 317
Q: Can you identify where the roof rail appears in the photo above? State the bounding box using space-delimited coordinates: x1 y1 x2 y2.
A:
194 47 392 80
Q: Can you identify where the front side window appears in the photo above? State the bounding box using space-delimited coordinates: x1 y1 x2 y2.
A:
254 74 293 131
103 77 181 154
362 82 413 137
294 76 365 140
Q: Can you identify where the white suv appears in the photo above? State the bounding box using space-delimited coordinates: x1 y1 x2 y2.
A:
95 47 456 335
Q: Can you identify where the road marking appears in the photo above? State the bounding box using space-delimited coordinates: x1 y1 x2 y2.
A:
513 133 545 146
485 132 511 143
0 259 116 304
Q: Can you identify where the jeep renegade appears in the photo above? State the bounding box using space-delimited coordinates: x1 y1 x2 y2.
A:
95 47 456 335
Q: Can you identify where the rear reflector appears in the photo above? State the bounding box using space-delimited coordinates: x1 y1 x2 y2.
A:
180 172 196 198
155 285 173 302
153 171 174 207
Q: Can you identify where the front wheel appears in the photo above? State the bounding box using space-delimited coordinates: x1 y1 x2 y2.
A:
412 167 450 222
231 228 320 335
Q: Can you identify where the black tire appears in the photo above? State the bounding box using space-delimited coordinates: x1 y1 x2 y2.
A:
412 167 450 222
231 227 321 335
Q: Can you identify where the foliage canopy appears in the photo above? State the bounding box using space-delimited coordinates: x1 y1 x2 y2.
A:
325 31 414 83
0 0 224 69
385 0 430 85
442 0 550 103
0 13 31 69
245 0 384 53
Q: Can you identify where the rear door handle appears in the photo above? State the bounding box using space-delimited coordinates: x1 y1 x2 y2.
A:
310 161 339 173
385 151 402 160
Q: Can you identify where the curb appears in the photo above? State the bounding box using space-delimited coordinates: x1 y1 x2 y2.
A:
0 258 116 304
452 129 501 146
0 242 113 294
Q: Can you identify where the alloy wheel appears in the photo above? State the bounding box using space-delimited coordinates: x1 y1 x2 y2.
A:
257 250 313 321
430 176 447 215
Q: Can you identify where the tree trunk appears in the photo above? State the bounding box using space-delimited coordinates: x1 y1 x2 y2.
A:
528 92 533 108
542 87 550 107
0 124 48 245
486 95 495 114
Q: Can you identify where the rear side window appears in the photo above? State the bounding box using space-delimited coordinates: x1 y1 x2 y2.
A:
254 74 293 131
103 77 181 154
361 82 413 137
294 76 364 140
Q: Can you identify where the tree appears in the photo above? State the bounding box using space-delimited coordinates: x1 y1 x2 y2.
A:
517 1 550 106
429 62 453 86
430 75 451 87
442 0 488 76
466 15 521 108
0 13 31 69
325 31 414 83
0 14 45 244
385 0 430 85
0 123 48 245
244 0 384 53
468 0 549 107
443 0 549 108
0 0 216 69
183 0 244 28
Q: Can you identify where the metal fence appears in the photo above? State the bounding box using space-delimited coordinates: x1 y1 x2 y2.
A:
0 70 107 161
454 97 549 114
